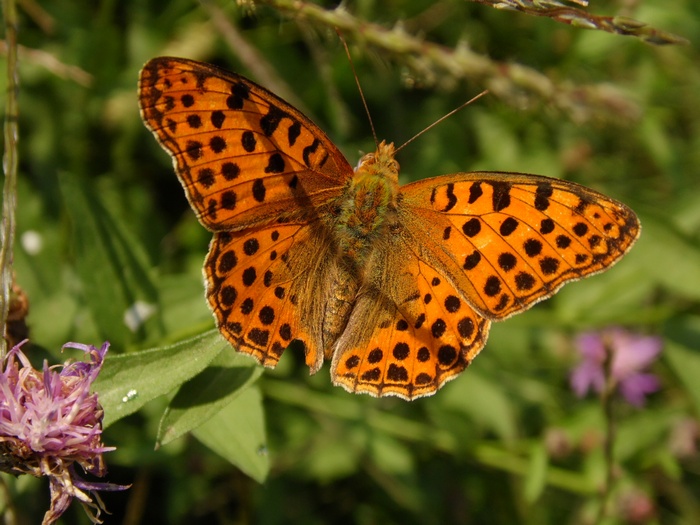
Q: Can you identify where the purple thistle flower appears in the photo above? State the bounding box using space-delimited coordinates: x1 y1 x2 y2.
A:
570 327 662 407
0 340 128 524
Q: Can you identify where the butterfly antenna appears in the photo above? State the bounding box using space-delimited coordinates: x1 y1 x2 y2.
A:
338 30 379 147
394 90 489 155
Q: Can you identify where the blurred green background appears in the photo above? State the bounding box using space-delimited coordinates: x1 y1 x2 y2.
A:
3 0 700 523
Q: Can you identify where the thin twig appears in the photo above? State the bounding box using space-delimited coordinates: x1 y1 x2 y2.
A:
1 0 20 356
256 0 642 124
18 0 55 34
469 0 688 45
595 335 617 524
0 42 93 86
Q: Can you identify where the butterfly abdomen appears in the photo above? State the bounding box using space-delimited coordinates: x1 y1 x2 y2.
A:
320 266 359 359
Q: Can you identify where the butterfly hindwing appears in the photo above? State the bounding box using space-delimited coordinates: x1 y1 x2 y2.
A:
331 233 490 400
205 214 366 374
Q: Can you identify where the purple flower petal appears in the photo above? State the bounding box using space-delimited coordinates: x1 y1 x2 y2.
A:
571 327 662 407
570 360 606 398
619 373 661 407
611 331 663 379
0 340 126 524
574 332 606 361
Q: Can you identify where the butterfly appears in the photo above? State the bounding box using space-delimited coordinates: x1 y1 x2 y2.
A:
138 57 640 400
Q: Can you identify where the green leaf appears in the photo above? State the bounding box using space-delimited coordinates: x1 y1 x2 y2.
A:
524 442 548 503
192 386 269 482
368 433 414 476
60 171 162 347
157 348 262 446
635 213 700 302
664 316 700 417
614 408 680 461
553 258 653 326
158 272 214 340
95 330 228 427
299 433 363 482
438 368 518 441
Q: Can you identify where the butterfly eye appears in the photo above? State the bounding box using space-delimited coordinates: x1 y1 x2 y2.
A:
389 159 400 175
355 152 375 171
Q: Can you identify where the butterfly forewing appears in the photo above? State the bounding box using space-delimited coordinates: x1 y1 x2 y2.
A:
138 57 353 231
400 173 640 319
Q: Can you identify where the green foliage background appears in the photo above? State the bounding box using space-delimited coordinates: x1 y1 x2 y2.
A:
3 0 700 523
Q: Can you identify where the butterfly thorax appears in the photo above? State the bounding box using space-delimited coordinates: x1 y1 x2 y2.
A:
334 141 400 262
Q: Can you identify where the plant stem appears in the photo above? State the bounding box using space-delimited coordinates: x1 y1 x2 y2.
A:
0 0 20 357
595 335 617 523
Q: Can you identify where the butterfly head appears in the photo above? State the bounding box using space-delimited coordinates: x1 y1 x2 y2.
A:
355 141 400 184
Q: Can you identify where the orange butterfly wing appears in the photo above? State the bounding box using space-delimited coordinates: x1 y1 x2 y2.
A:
138 57 353 231
331 233 491 399
400 173 640 319
139 57 354 370
331 168 639 400
140 58 641 400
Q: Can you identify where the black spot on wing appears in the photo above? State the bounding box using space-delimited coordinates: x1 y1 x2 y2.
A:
489 181 512 211
441 183 457 212
468 182 483 204
302 139 320 167
288 121 301 146
227 82 250 110
259 104 287 137
534 182 553 211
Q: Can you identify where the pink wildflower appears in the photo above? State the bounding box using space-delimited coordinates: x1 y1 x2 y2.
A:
0 340 128 524
570 327 662 407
